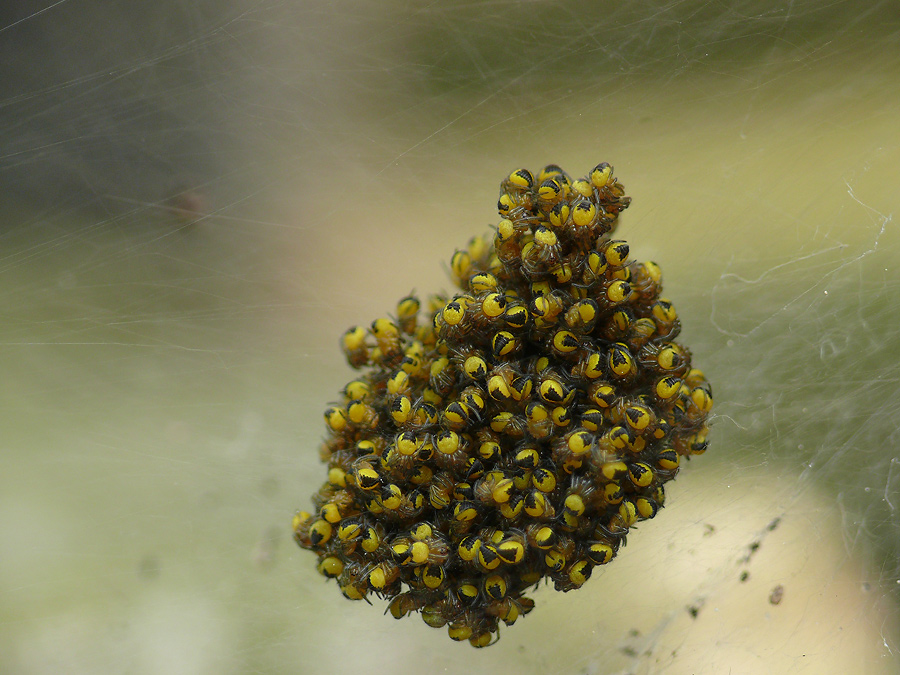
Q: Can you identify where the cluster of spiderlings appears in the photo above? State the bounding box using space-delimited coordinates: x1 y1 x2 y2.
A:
292 163 713 647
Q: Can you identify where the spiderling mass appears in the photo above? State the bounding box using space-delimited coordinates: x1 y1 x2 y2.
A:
292 163 713 647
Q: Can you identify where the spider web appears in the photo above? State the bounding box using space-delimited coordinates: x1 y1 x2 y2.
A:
1 1 898 673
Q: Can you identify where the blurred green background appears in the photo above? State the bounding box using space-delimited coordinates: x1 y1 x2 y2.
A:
2 1 898 673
